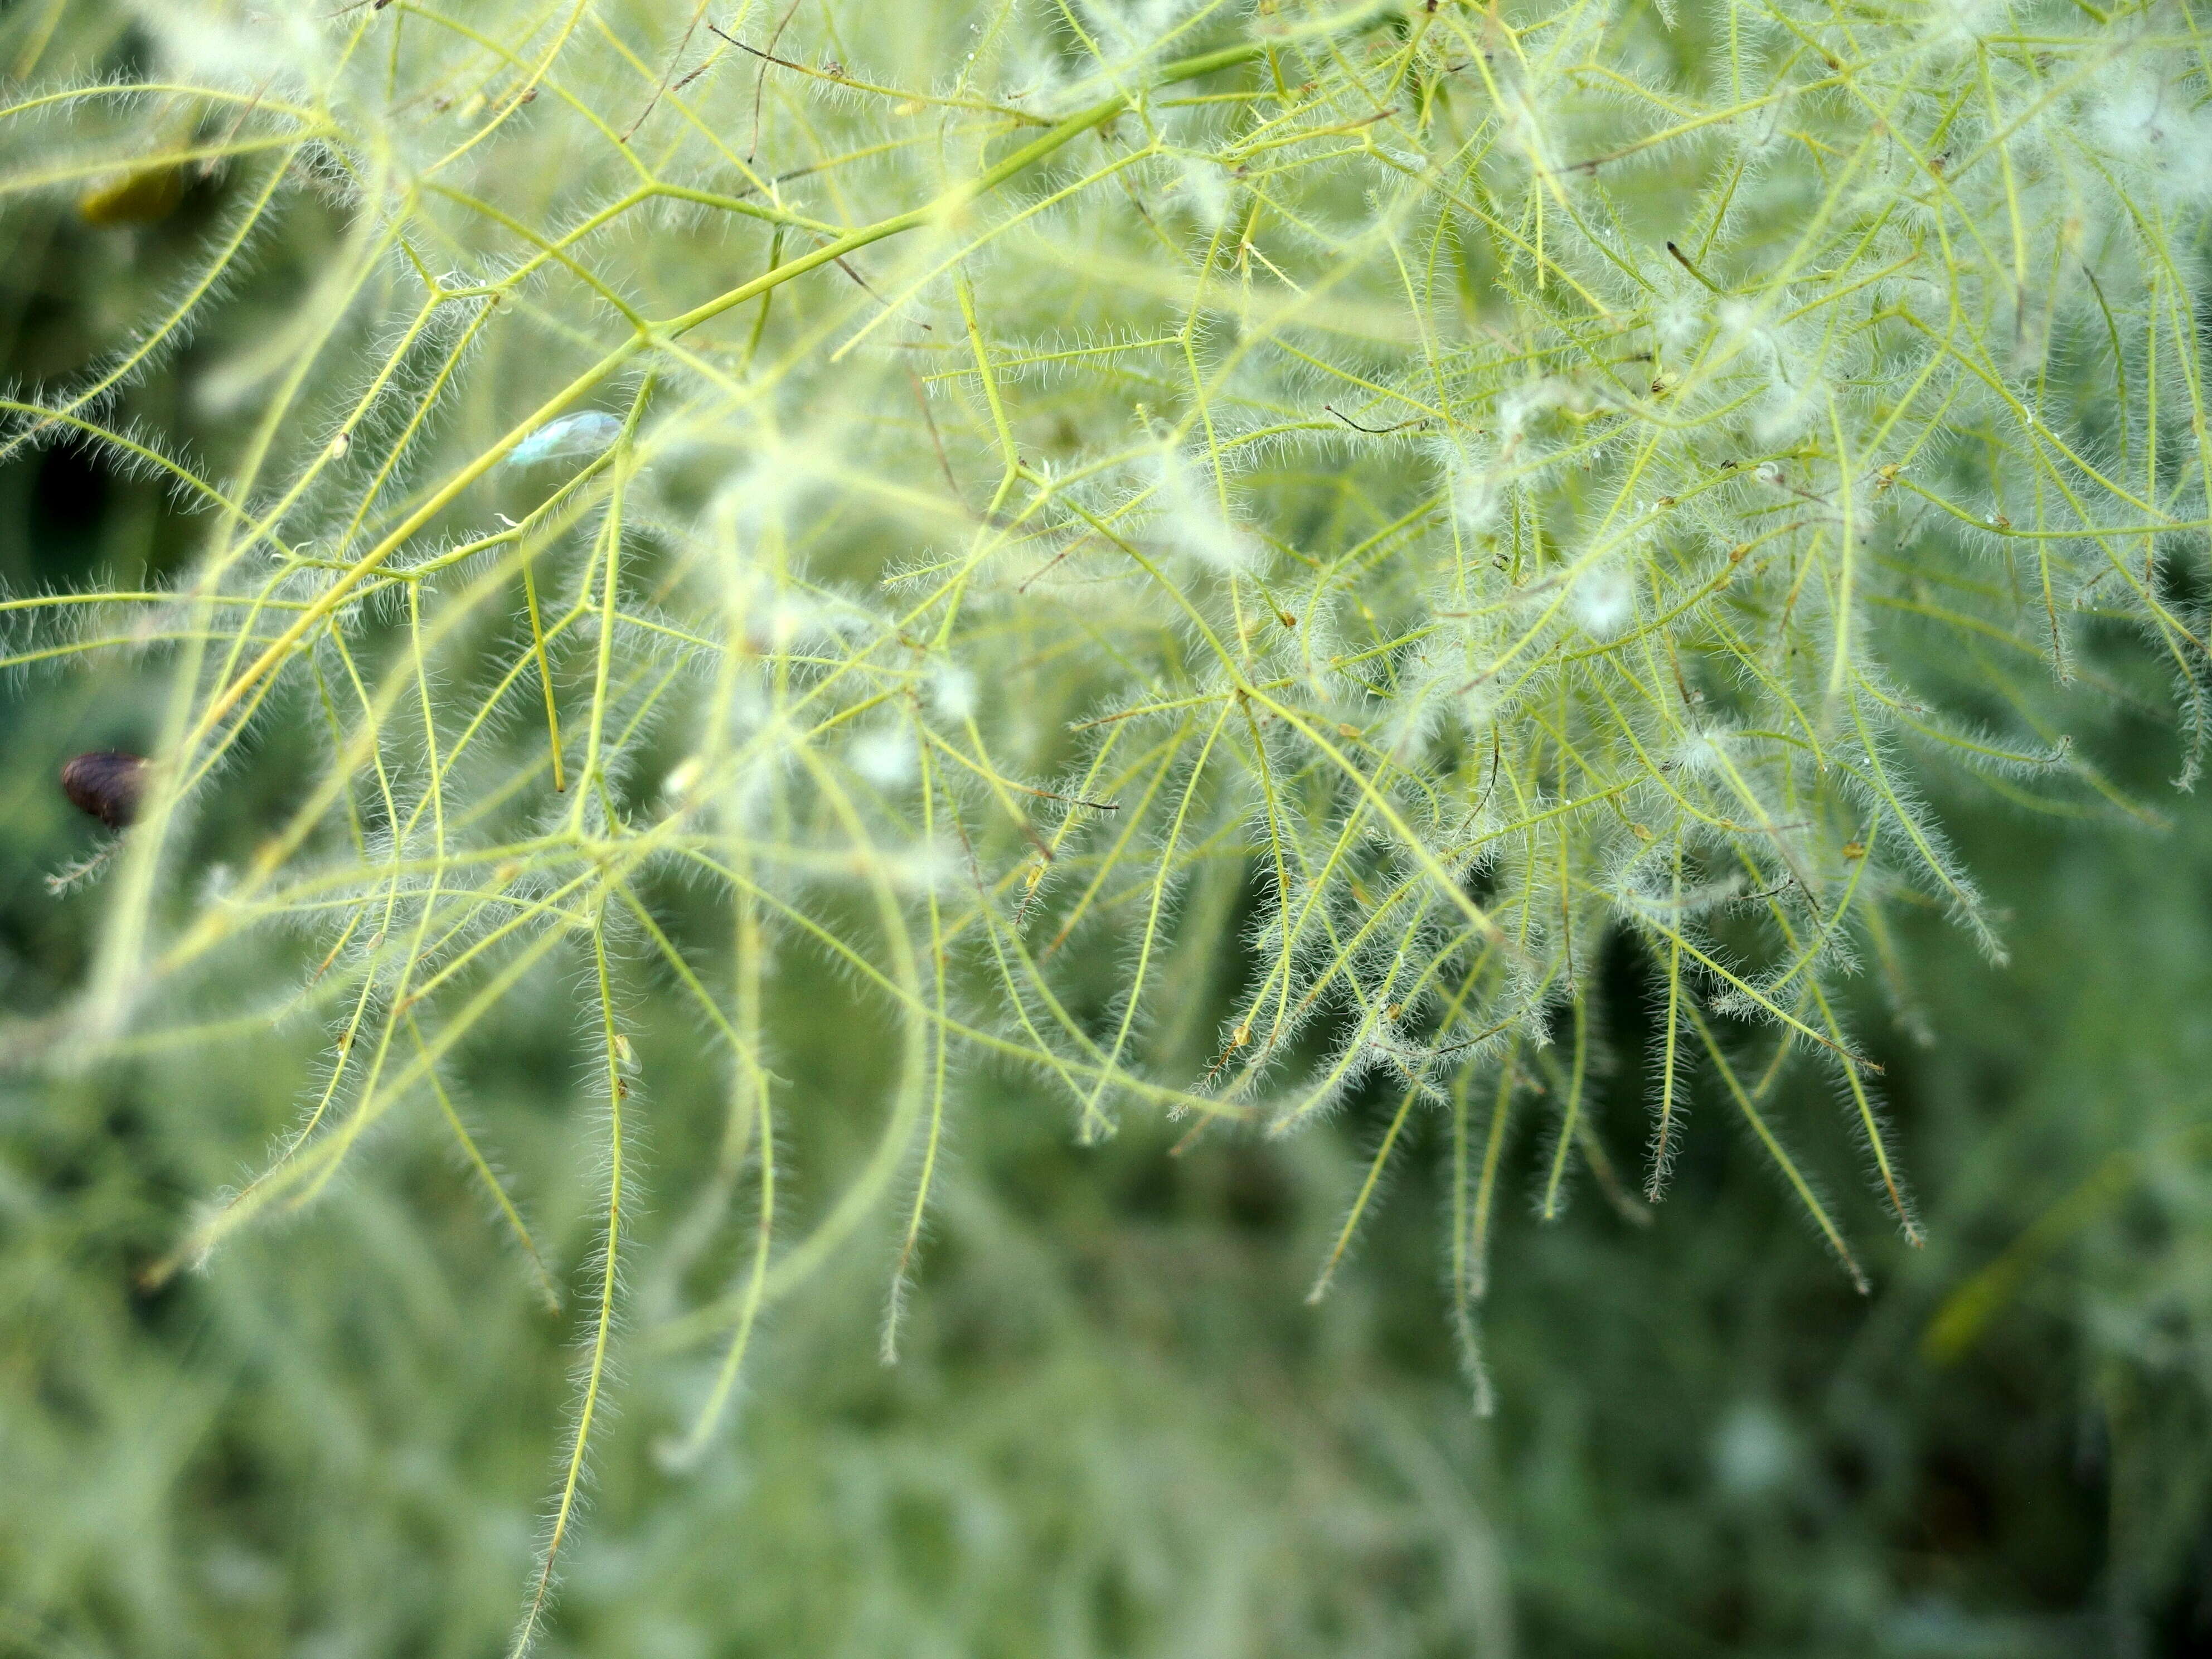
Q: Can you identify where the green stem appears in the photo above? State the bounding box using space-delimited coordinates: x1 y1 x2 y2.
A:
186 39 1265 749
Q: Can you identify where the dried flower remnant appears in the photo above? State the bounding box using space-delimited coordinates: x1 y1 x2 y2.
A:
77 165 183 226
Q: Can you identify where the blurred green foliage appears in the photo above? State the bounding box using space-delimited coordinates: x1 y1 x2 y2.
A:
7 236 2212 1656
9 577 2212 1659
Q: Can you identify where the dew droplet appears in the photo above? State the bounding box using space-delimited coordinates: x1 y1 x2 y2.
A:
502 411 625 470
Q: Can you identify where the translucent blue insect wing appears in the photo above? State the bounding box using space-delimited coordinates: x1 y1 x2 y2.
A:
502 410 625 469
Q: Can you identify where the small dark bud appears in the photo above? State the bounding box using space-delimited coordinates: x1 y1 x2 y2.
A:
61 751 149 830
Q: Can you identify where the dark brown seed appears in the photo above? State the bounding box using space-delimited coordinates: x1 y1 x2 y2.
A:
60 751 149 830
